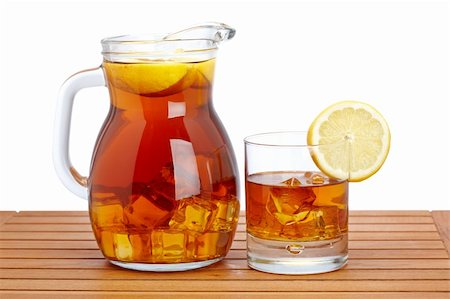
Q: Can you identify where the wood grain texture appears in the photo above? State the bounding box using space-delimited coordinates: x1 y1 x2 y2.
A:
1 279 449 292
0 210 448 299
1 248 448 260
432 211 450 255
0 291 448 299
0 211 17 225
1 268 449 280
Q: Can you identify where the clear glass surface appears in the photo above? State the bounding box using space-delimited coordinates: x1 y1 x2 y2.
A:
245 131 349 274
54 23 239 271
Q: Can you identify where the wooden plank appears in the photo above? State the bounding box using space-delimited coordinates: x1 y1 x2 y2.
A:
0 223 441 240
0 224 93 232
342 259 450 270
239 224 438 232
12 210 431 218
348 224 437 232
0 223 439 233
0 211 17 226
238 216 436 224
0 231 442 242
15 211 88 217
0 239 438 251
235 240 446 250
348 249 449 259
1 279 449 292
0 268 448 281
0 291 448 299
0 239 445 250
1 258 449 270
347 232 442 240
1 248 447 260
0 223 441 241
6 217 90 224
0 240 99 249
6 216 436 225
238 224 439 232
348 211 431 216
7 212 433 223
243 210 431 217
0 249 103 259
0 232 95 240
198 249 450 260
349 217 434 224
432 211 450 255
1 228 442 241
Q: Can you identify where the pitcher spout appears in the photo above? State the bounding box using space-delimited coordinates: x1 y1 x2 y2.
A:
164 22 236 44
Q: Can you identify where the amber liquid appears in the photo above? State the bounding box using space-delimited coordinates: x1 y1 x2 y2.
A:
89 59 239 264
246 171 348 242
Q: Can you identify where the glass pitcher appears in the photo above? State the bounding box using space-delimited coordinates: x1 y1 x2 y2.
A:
53 23 240 271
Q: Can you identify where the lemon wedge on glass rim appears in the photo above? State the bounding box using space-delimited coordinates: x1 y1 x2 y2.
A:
307 101 391 182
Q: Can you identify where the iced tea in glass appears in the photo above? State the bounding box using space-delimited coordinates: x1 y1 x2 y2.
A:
245 132 348 274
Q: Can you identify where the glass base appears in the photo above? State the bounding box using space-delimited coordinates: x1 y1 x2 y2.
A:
109 257 223 272
247 233 348 274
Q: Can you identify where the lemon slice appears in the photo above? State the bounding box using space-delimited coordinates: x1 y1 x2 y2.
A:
192 59 215 88
307 101 390 182
104 61 193 95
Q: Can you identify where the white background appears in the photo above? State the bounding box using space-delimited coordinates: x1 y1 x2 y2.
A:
1 0 449 211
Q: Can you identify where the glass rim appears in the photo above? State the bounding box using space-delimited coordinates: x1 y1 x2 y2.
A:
102 34 219 44
100 24 234 62
101 35 218 62
244 131 341 148
101 35 219 53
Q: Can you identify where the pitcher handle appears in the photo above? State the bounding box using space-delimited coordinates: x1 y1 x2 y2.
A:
53 67 106 199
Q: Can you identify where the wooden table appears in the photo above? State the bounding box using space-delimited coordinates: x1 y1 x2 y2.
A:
0 210 449 298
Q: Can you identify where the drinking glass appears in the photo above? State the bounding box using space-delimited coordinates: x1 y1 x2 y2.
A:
245 131 349 274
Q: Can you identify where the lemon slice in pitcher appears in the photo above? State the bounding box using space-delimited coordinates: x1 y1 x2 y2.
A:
104 61 194 95
307 101 390 182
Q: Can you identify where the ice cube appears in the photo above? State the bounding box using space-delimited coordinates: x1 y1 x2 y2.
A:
99 230 115 258
124 185 177 229
169 196 218 233
278 210 325 240
314 193 347 209
273 210 310 226
185 231 198 260
91 202 124 229
91 192 117 199
247 207 282 237
316 206 343 239
315 210 326 230
114 233 133 260
151 229 186 261
128 233 151 261
196 231 231 259
281 177 302 186
266 186 316 225
211 199 239 231
311 174 325 184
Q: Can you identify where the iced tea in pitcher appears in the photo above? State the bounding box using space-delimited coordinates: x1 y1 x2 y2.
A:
89 58 240 268
53 23 240 271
